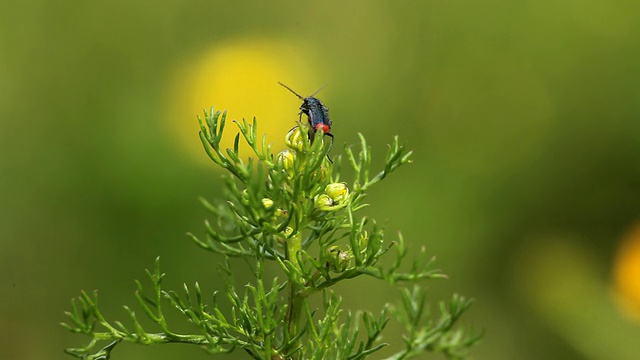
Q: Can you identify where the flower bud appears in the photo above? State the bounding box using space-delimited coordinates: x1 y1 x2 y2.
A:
282 227 293 237
277 149 296 175
310 164 329 183
358 231 369 249
326 246 352 272
325 182 349 204
314 194 334 211
274 209 285 217
261 198 274 209
285 126 305 152
277 227 294 244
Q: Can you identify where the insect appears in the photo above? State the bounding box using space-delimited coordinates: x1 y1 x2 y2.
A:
278 82 334 149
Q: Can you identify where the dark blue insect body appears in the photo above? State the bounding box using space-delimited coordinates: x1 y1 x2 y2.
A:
278 82 334 144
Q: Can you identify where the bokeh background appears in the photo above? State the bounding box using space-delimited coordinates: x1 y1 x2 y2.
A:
2 1 640 359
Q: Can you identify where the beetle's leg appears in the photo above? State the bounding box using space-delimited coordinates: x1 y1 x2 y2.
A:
325 132 335 163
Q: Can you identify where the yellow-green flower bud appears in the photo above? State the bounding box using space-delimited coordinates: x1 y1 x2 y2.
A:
325 182 349 204
314 194 334 210
277 227 294 244
326 246 352 272
310 164 329 183
261 198 274 209
285 126 305 152
277 149 296 175
282 227 293 237
358 231 369 249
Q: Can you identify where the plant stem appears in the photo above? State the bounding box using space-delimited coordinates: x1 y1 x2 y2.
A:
285 232 304 354
91 332 210 345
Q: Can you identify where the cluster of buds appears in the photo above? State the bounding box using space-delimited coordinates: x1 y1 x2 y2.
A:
277 126 330 183
275 127 307 178
314 182 349 211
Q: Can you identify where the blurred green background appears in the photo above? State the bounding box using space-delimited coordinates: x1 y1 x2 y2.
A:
3 1 640 359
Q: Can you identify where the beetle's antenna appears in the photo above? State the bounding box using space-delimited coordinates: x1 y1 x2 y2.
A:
278 82 305 100
308 84 327 98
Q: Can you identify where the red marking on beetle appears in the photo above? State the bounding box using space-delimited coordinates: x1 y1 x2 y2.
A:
316 124 330 134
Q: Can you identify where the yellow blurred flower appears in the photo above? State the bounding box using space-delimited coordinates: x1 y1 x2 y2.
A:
165 37 320 165
613 221 640 320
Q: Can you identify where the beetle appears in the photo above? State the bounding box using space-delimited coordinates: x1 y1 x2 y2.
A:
278 82 334 149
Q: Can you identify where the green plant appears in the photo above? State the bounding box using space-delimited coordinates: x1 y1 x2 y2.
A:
62 108 480 359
